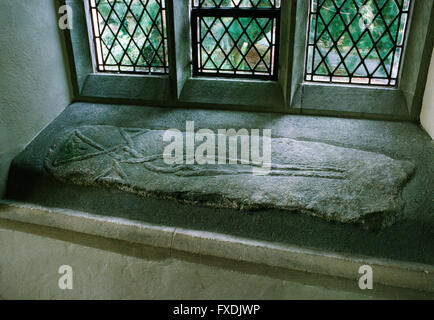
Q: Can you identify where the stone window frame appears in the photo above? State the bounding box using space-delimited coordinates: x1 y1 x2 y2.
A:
63 0 433 120
289 0 434 120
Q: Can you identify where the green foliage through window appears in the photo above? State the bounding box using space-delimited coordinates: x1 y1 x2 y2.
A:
305 0 411 86
192 0 281 79
88 0 168 74
193 0 281 8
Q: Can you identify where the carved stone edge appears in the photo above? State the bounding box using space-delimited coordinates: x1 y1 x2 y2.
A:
0 200 432 293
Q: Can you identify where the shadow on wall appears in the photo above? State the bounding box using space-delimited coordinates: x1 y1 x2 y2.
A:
0 153 19 199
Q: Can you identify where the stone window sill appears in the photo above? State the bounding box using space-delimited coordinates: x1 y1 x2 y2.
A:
299 83 410 120
3 102 434 294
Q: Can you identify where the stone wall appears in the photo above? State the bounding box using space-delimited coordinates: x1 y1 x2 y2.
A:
0 222 358 300
1 217 430 300
420 48 434 140
0 0 72 197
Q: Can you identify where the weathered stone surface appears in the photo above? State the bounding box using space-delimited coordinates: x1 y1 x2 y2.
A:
44 125 415 229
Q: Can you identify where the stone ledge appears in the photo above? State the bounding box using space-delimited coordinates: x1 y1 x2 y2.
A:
1 200 433 293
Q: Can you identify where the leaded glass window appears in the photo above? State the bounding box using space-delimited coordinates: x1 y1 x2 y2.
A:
191 0 281 80
305 0 411 86
88 0 169 74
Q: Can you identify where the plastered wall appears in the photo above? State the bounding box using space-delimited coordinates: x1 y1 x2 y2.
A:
420 48 434 140
0 0 72 197
1 220 428 300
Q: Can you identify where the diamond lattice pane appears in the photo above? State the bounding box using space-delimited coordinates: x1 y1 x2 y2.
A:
192 1 280 79
89 0 168 74
192 0 280 8
305 0 411 86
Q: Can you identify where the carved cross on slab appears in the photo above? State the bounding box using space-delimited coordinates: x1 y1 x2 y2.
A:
45 125 415 229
